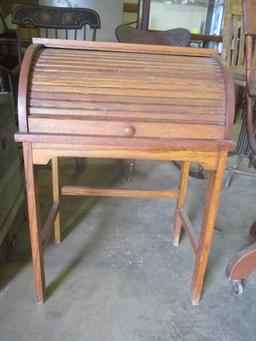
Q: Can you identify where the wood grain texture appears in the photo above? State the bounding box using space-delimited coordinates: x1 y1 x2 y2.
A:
18 43 43 132
15 133 235 151
20 42 233 142
222 0 246 71
28 116 225 140
190 150 228 305
123 3 138 13
61 186 177 199
215 56 235 139
41 202 59 248
51 158 61 244
30 144 220 170
173 161 190 246
225 240 256 280
32 38 218 56
179 207 198 253
22 142 45 303
242 0 256 35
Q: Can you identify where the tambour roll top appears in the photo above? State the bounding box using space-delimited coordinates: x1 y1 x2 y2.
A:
18 39 234 142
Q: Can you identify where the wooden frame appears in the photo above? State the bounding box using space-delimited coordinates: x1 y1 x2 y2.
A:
15 38 235 305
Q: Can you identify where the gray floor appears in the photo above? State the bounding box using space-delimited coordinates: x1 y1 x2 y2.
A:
0 157 256 341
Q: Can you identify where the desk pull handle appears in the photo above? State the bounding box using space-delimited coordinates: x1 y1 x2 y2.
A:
124 126 136 137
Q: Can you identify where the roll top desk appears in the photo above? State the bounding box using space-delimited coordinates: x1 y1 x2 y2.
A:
15 38 235 305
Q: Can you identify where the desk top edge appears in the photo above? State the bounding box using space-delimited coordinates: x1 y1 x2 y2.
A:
15 132 236 151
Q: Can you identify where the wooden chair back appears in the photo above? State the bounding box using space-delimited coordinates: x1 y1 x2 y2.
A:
115 25 191 46
222 0 244 67
243 0 256 35
243 0 256 96
242 0 256 163
12 5 101 64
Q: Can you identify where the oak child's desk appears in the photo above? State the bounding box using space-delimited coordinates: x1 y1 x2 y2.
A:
15 38 235 305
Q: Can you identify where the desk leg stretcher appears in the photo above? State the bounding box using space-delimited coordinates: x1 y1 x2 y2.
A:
52 157 61 244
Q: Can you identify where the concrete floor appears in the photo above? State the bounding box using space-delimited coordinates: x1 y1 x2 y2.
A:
0 157 256 341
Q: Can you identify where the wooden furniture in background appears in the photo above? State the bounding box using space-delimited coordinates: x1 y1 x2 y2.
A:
123 2 139 14
226 0 256 293
12 4 101 64
0 93 24 253
138 0 150 31
15 38 235 305
222 0 256 187
222 0 244 68
123 1 223 47
115 25 191 46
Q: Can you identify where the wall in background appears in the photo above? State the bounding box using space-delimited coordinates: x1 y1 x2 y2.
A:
39 0 124 41
123 1 208 33
149 2 207 32
123 0 138 25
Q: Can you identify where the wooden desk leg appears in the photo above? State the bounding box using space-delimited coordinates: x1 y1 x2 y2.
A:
52 157 61 244
191 150 227 305
173 161 190 246
23 143 45 303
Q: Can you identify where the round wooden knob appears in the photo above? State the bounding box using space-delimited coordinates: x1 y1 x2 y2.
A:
124 126 136 137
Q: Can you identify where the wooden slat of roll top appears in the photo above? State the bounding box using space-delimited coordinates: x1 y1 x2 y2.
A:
30 80 223 100
29 98 224 114
31 75 223 92
39 46 216 59
35 49 222 73
32 38 218 57
37 50 220 69
30 80 224 97
32 66 222 84
28 111 225 125
28 116 224 139
33 61 222 78
29 93 224 109
31 70 223 87
29 84 223 100
33 60 221 75
32 67 221 83
29 107 225 123
38 56 220 70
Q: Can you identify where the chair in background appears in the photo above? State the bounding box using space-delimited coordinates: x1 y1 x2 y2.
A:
12 5 101 64
0 11 19 110
115 25 191 46
222 0 256 187
222 0 244 67
225 0 256 294
12 5 101 173
3 5 101 107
